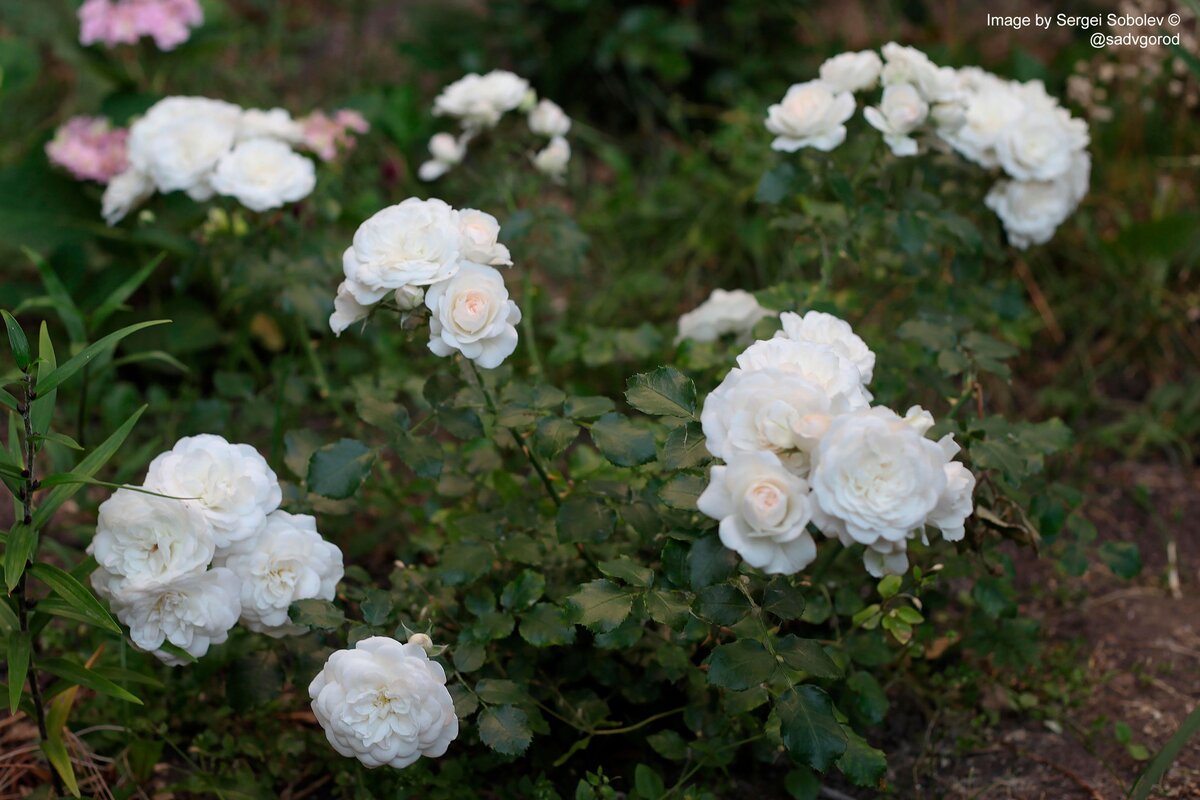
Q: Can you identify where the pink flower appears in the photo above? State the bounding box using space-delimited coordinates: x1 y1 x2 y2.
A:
78 0 203 51
300 110 371 162
46 117 130 184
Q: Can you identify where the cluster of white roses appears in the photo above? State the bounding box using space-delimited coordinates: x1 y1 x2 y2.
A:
102 96 321 225
419 69 572 182
766 44 1091 248
329 197 522 370
89 434 343 665
697 310 975 578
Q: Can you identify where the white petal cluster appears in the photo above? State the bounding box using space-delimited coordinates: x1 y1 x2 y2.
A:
421 70 572 182
767 45 1090 247
698 310 974 577
329 199 523 369
676 288 770 344
309 637 459 768
90 435 342 664
101 96 354 224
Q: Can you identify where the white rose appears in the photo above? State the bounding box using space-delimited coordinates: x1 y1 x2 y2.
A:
532 136 570 179
144 434 282 550
89 489 214 594
101 168 156 225
676 288 769 344
127 97 242 193
111 567 241 666
424 262 521 369
700 367 836 475
984 151 1088 249
433 70 530 129
222 510 343 637
527 98 571 137
765 80 855 152
808 407 949 548
340 198 462 304
329 281 372 335
864 83 929 157
937 75 1025 168
418 133 466 182
880 43 962 103
776 310 876 384
995 109 1088 181
735 338 872 410
210 138 316 212
697 451 817 575
239 108 305 144
308 636 459 768
928 461 976 542
862 542 910 578
818 50 883 93
456 208 513 266
394 285 426 310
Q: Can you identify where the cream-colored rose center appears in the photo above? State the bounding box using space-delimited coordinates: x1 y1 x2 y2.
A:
451 290 491 333
742 480 788 530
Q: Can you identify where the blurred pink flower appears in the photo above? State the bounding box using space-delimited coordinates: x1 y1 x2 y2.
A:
301 110 371 161
78 0 203 51
45 116 129 184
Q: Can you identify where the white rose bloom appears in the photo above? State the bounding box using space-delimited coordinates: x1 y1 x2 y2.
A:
765 80 855 152
433 70 530 129
700 368 838 475
735 338 872 410
456 208 513 266
239 108 305 144
309 636 459 768
112 568 242 666
101 168 156 225
418 133 466 182
676 288 770 344
424 262 521 369
808 407 950 548
532 136 570 179
984 150 1088 249
928 461 976 542
90 490 215 593
995 109 1088 182
937 76 1026 168
329 281 373 335
127 97 242 193
222 511 343 637
340 198 462 305
776 310 876 384
394 284 426 311
864 84 929 157
527 98 571 137
210 138 316 212
144 434 282 550
418 160 452 182
697 451 818 575
818 50 883 93
880 43 962 103
863 543 910 578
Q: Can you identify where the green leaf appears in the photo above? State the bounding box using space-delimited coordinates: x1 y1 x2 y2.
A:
30 323 56 436
5 523 37 594
519 603 576 647
706 640 775 690
688 533 739 588
473 678 526 705
1099 541 1142 580
598 556 654 588
23 248 85 343
778 686 848 772
307 438 375 499
452 641 486 672
844 671 889 727
28 563 121 634
775 635 842 679
1 310 30 371
557 495 615 544
566 580 635 632
645 589 690 630
1130 704 1200 800
589 413 656 467
784 767 821 800
0 597 17 631
625 367 697 418
36 320 170 395
634 764 666 799
836 728 887 787
38 658 142 704
41 736 81 797
393 431 443 479
763 579 807 620
533 416 578 459
359 588 393 626
32 405 146 530
91 253 166 329
0 388 16 413
658 473 706 510
661 422 709 469
289 599 346 629
695 584 750 626
500 570 546 611
7 632 29 713
877 575 902 599
564 395 616 420
478 705 532 756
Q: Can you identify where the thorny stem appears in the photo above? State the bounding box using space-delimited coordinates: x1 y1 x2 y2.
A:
16 372 61 793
